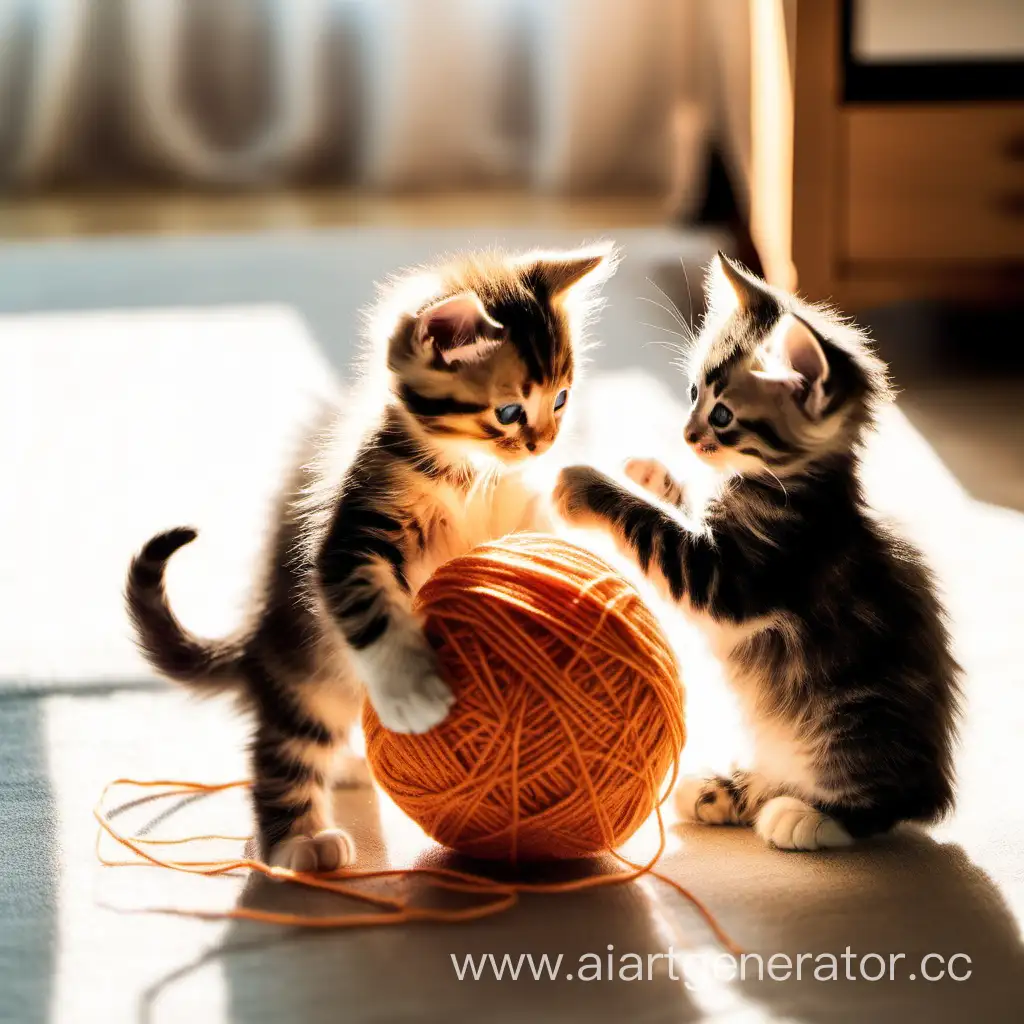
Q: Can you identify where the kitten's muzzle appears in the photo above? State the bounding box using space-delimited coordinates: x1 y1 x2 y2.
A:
522 424 555 456
685 423 719 457
684 411 705 445
685 414 717 454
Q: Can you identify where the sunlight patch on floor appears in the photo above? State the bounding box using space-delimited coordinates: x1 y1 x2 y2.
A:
2 305 336 686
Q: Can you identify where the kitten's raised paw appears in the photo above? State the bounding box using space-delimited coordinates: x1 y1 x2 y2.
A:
675 775 741 825
362 634 455 734
625 458 682 506
269 828 355 874
371 669 454 734
755 796 852 851
553 465 613 526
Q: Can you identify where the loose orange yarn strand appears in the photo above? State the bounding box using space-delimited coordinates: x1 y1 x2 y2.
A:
94 777 741 952
95 537 741 953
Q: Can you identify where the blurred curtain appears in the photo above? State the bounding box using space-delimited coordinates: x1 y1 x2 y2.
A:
0 0 738 203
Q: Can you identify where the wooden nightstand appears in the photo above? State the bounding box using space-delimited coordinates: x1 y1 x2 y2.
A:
751 0 1024 311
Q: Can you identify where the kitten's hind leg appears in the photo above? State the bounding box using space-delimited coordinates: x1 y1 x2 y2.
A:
250 717 356 872
674 770 772 826
754 796 852 852
676 772 853 849
270 828 355 873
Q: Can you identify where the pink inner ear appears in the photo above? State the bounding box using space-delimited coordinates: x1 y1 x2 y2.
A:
416 292 504 363
773 315 828 385
759 315 830 416
751 367 802 388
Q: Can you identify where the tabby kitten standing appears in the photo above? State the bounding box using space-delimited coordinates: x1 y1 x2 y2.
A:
554 252 960 851
127 246 614 871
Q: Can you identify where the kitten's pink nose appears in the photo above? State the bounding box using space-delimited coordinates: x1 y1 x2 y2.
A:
686 430 701 445
526 441 537 452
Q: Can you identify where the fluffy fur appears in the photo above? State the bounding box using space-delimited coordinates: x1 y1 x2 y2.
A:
555 252 961 851
126 245 615 868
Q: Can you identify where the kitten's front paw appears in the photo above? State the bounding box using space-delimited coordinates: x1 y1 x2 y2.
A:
553 464 614 526
269 828 355 874
675 775 741 825
373 671 453 734
625 458 683 506
754 796 852 851
367 641 455 734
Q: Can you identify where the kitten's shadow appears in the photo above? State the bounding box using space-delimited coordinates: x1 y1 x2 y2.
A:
140 784 703 1024
135 787 1024 1024
663 822 1024 1024
138 782 1023 1024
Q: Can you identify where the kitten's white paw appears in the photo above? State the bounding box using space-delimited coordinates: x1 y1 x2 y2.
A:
358 631 456 734
626 457 670 496
269 828 355 874
675 775 740 825
755 796 852 851
625 458 682 505
372 670 454 733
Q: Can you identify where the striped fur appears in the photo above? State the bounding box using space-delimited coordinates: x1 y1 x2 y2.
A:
125 246 614 866
555 253 961 851
126 527 246 687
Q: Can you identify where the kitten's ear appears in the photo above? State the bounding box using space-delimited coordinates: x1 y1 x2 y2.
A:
414 291 505 365
756 314 830 418
707 251 771 315
521 244 617 296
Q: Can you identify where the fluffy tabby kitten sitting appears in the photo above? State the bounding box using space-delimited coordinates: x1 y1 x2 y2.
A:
127 246 613 871
554 252 960 851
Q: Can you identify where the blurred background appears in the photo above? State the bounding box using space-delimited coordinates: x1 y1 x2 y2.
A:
0 0 736 219
2 0 1022 494
1 0 1022 632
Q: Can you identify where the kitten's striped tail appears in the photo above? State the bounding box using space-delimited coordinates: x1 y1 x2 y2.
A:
126 527 245 689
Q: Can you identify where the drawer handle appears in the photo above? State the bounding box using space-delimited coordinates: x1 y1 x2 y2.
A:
1004 135 1024 161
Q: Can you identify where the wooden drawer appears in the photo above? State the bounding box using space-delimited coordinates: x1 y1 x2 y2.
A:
843 105 1024 262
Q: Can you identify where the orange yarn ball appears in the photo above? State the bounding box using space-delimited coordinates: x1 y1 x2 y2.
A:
362 534 685 862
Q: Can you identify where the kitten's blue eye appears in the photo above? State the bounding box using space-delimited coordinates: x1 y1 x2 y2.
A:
553 389 568 411
495 403 523 426
709 402 733 429
690 383 698 404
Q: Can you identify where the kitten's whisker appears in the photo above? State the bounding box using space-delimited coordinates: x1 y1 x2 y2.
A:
678 258 696 337
761 467 790 505
643 278 688 323
638 292 690 335
640 287 696 349
639 321 689 342
643 339 689 355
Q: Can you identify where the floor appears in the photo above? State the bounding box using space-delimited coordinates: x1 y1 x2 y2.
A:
0 188 669 240
1 192 1022 1024
898 381 1024 513
866 301 1024 514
